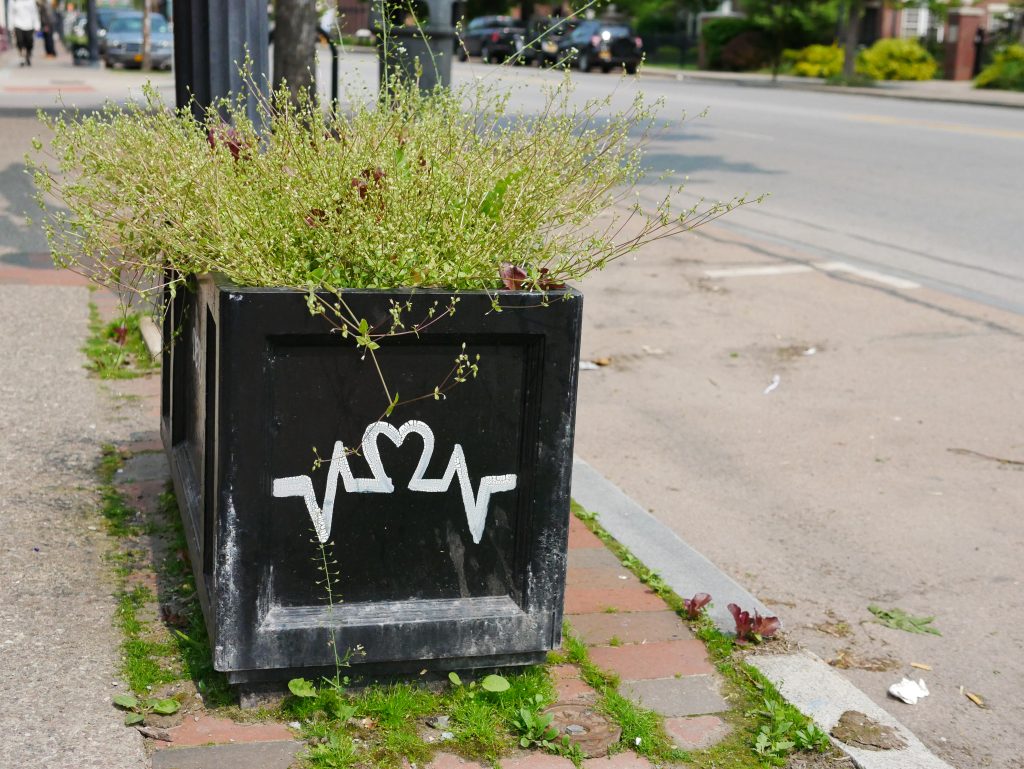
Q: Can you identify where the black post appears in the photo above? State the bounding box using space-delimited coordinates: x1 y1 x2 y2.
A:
86 0 99 65
173 0 269 126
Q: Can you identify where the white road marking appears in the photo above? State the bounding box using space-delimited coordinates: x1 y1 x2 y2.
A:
704 265 814 278
705 261 919 290
817 261 920 290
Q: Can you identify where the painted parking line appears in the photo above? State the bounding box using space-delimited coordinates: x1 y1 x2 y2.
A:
816 261 920 290
704 264 814 278
705 261 919 290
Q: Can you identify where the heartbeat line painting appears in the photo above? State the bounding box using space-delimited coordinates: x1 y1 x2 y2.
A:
272 420 517 545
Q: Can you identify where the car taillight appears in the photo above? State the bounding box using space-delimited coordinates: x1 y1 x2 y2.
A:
635 37 643 48
591 35 601 47
491 32 501 42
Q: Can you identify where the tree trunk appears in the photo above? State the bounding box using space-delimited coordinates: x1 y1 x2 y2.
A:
273 0 320 103
842 0 863 79
142 0 151 70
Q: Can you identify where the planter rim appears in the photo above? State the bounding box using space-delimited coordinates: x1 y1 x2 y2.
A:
201 272 582 299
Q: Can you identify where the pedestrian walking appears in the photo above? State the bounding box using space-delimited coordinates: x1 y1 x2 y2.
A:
10 0 41 66
38 0 57 58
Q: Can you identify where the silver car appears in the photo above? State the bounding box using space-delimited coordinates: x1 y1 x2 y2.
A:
104 13 173 70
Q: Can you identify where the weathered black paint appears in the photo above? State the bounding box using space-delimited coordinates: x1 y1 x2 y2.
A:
162 275 583 683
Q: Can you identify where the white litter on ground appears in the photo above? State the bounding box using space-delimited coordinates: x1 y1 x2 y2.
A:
889 678 930 705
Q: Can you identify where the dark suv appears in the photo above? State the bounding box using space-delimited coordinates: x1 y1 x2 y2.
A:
558 21 643 74
521 16 580 67
456 15 526 64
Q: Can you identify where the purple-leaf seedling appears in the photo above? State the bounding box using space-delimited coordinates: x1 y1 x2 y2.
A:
728 603 780 644
684 592 712 619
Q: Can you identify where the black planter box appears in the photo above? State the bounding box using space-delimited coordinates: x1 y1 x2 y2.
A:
161 274 583 684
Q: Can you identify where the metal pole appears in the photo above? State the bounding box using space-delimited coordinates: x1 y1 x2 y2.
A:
86 0 99 65
173 0 268 127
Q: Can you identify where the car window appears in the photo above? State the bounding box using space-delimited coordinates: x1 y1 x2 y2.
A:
109 16 169 34
599 26 632 37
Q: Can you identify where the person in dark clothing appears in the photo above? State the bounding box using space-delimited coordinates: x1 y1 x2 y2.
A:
38 1 57 57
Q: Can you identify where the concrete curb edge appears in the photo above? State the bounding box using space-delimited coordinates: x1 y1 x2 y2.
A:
571 456 773 634
571 457 954 769
750 651 955 769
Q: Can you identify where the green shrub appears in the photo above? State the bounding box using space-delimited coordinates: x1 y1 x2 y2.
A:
784 44 844 78
856 38 937 81
720 29 770 71
975 44 1024 91
701 16 761 69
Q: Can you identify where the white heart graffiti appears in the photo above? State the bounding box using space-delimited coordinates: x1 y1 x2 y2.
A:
271 420 517 545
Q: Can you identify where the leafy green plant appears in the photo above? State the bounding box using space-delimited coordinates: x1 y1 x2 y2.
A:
30 71 751 315
856 38 937 81
112 692 181 725
448 671 510 694
750 698 828 764
701 16 762 70
975 44 1024 91
82 303 157 379
868 605 941 636
512 698 559 749
784 44 844 78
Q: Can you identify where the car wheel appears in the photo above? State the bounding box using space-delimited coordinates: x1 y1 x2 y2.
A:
625 62 638 75
601 63 611 74
481 45 492 64
457 47 468 62
577 52 590 72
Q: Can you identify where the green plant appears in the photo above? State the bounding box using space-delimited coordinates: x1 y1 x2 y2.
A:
784 44 843 78
112 692 181 725
82 303 156 379
512 698 559 748
30 71 750 316
856 38 937 81
975 44 1024 91
868 605 941 635
701 16 762 70
750 697 828 764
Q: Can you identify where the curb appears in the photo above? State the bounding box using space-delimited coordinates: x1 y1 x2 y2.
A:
750 651 954 769
636 67 1024 110
571 456 955 769
571 456 772 634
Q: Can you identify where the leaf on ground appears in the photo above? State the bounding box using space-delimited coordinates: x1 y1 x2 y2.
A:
964 691 986 708
481 674 510 692
868 605 941 636
150 698 180 715
113 694 140 709
124 712 145 726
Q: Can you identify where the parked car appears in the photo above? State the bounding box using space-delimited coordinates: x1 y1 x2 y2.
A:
558 21 643 74
67 8 130 59
520 16 580 67
103 13 174 69
456 15 526 64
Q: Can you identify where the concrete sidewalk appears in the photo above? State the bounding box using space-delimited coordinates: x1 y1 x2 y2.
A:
640 67 1024 109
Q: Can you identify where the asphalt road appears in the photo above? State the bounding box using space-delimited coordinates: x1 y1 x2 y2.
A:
325 54 1024 315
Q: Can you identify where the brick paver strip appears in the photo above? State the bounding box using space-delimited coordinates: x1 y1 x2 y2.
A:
619 676 729 717
582 752 655 768
588 640 713 680
427 753 485 768
567 516 605 549
663 715 732 750
159 715 295 747
563 585 667 615
567 566 647 591
567 611 692 646
150 740 302 769
567 547 623 570
549 664 599 704
499 752 577 768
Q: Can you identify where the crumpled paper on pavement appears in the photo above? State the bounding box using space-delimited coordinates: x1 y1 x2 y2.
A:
888 677 929 705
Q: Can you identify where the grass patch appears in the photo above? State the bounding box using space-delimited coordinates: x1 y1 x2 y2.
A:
83 302 157 379
96 445 231 707
569 500 836 768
